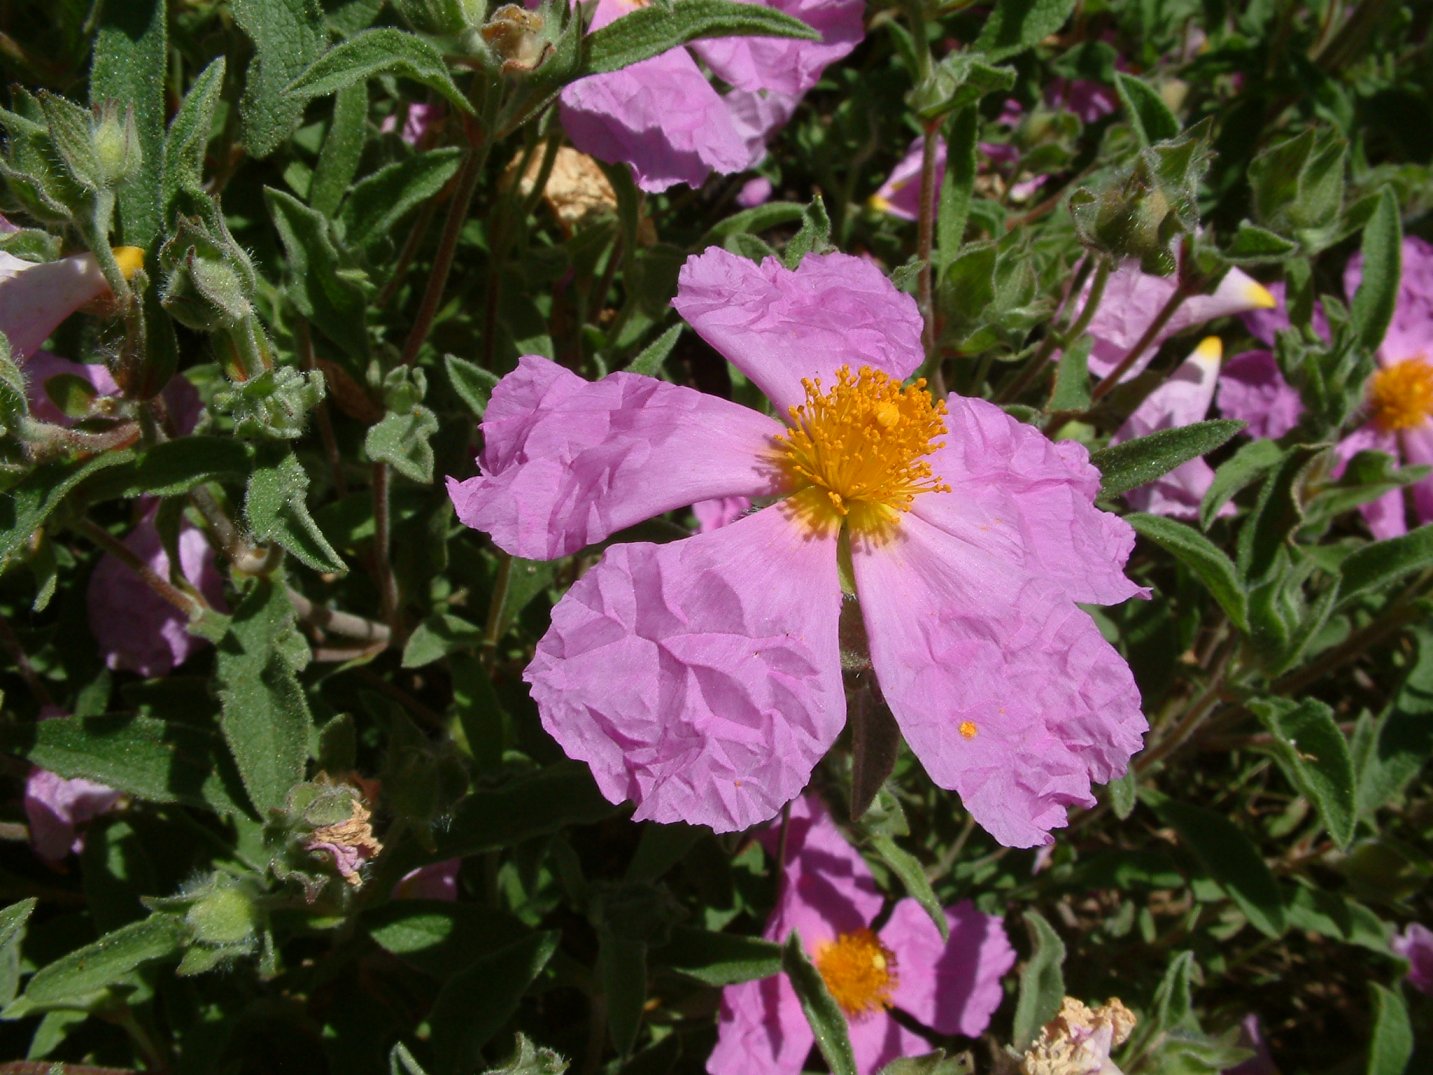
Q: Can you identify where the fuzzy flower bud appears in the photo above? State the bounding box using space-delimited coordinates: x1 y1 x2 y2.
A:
479 4 552 74
90 99 143 188
160 212 258 331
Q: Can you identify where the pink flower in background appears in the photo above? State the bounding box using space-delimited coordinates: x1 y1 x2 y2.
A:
25 351 202 433
1218 238 1433 538
24 768 123 864
0 240 143 361
1217 282 1323 441
559 0 863 191
394 859 461 901
1081 262 1276 382
1114 337 1235 519
708 796 1015 1074
448 247 1146 847
379 102 442 147
1392 922 1433 994
86 507 226 677
1222 1014 1281 1075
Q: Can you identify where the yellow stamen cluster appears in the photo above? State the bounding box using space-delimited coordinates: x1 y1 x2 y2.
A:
813 928 898 1019
774 365 949 541
1367 358 1433 432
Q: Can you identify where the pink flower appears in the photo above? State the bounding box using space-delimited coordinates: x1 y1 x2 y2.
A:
708 796 1015 1075
1 242 143 361
24 767 123 864
448 247 1146 847
1082 262 1277 382
1218 238 1433 538
559 0 862 191
1222 1014 1280 1075
1114 337 1234 519
86 506 227 677
737 176 775 209
1392 922 1433 994
379 102 443 147
25 351 202 433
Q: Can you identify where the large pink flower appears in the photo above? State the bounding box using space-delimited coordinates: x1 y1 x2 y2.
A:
1218 237 1433 538
450 249 1145 845
559 0 863 192
708 795 1015 1074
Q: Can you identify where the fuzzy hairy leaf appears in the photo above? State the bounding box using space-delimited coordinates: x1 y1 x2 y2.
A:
233 0 326 158
585 0 817 75
1092 419 1243 499
1251 698 1356 848
781 933 857 1075
286 27 474 112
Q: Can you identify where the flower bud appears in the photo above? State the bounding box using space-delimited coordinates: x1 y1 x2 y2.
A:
185 878 262 947
479 4 553 74
211 360 327 440
91 100 143 188
267 778 383 901
160 212 258 331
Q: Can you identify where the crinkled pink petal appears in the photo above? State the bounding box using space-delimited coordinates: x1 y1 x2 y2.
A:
87 513 226 677
724 88 802 170
24 768 122 863
694 496 754 532
525 505 844 832
1084 264 1275 380
308 838 368 883
393 859 461 900
560 47 751 192
1346 236 1433 366
0 249 114 361
847 1011 928 1075
853 513 1146 847
761 794 883 942
1333 425 1406 539
693 0 864 96
882 898 1015 1038
871 137 940 223
1217 350 1304 440
1117 341 1232 519
911 396 1144 606
1399 421 1433 526
447 355 783 559
672 248 925 415
1392 922 1433 994
708 974 812 1075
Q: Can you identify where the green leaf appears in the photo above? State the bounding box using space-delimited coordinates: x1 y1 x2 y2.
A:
286 27 474 113
1114 71 1180 147
1226 221 1300 263
264 186 371 360
935 109 978 273
1151 950 1198 1031
1147 792 1287 938
401 613 481 668
699 201 806 245
0 453 131 568
781 933 857 1075
430 932 559 1071
1355 627 1433 816
4 913 186 1018
366 903 538 978
1284 885 1390 953
0 899 36 1008
82 437 255 501
866 834 947 941
1339 523 1433 606
1106 768 1137 820
1091 419 1244 499
1250 698 1356 848
391 1043 432 1075
365 403 440 483
662 928 781 986
625 324 682 377
0 713 246 815
434 763 618 857
91 0 166 244
1128 513 1248 630
1200 434 1286 530
444 353 501 417
341 148 464 250
163 57 227 216
1011 910 1065 1051
1366 984 1412 1075
244 447 347 574
310 82 368 216
878 1053 973 1075
783 195 832 268
973 0 1076 61
598 926 646 1056
479 1034 569 1075
1047 337 1092 413
215 579 313 816
585 0 818 75
232 0 326 158
1349 188 1402 355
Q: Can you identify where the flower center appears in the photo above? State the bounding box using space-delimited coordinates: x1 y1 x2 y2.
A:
813 928 898 1019
1367 358 1433 432
773 365 949 541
